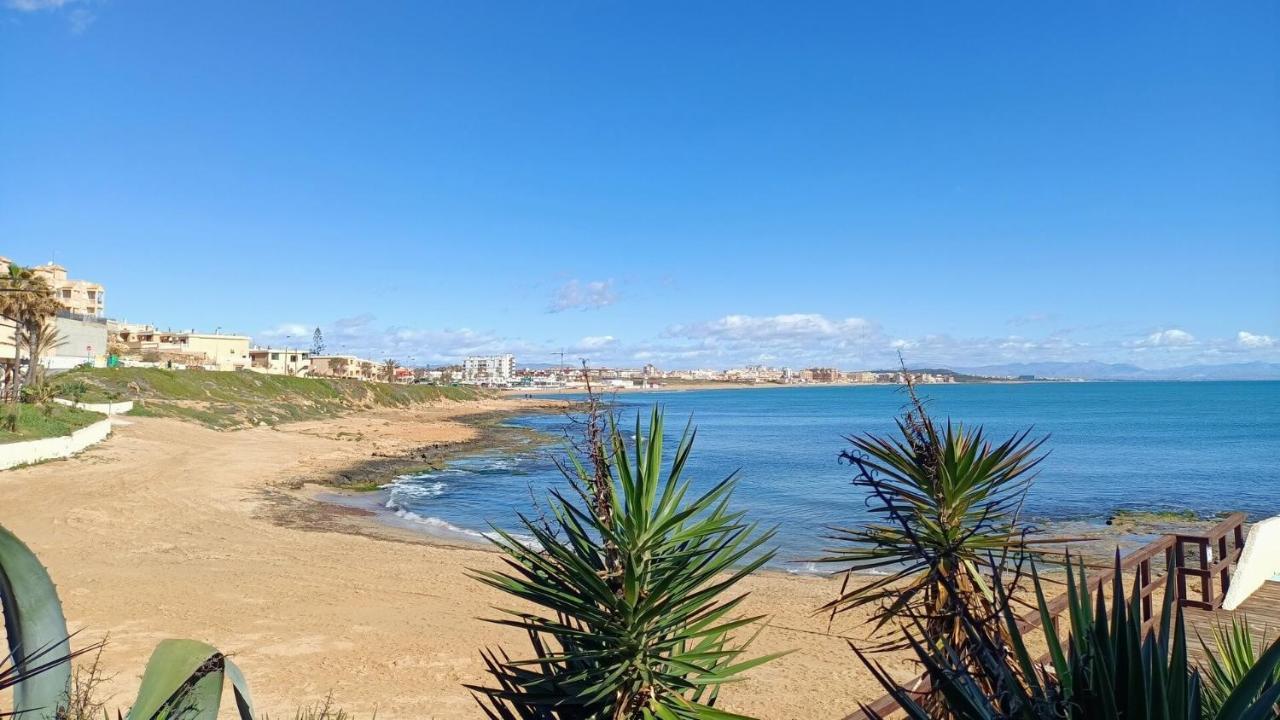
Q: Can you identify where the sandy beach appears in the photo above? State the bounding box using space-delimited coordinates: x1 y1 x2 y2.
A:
0 398 914 719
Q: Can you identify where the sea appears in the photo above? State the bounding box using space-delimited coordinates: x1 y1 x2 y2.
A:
370 382 1280 570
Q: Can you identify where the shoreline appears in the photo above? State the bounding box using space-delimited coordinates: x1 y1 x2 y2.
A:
0 396 1240 718
296 401 1229 575
305 403 567 492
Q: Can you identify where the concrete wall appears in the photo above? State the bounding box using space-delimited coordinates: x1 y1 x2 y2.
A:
0 417 113 471
53 397 134 415
37 315 109 370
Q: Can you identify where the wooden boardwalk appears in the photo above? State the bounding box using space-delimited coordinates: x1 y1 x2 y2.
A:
1184 580 1280 664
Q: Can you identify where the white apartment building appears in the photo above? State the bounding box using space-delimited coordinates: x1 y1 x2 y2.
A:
463 354 515 384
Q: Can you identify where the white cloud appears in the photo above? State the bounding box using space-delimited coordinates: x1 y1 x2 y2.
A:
1237 331 1276 349
5 0 74 10
548 279 617 313
670 313 875 344
257 323 312 340
250 310 1277 372
576 335 616 350
4 0 96 33
1129 328 1196 348
1006 312 1052 327
67 5 92 32
656 313 882 367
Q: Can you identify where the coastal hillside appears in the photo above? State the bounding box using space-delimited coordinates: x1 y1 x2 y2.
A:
58 367 485 429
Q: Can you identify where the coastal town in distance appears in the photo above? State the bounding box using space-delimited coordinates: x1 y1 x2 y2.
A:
0 253 1111 392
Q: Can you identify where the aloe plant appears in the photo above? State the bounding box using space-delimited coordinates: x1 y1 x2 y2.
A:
469 406 783 719
1 522 256 719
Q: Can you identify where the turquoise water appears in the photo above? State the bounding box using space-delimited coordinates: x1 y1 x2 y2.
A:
383 382 1280 566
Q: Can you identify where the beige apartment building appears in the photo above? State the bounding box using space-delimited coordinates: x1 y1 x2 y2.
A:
248 347 310 375
110 323 251 370
309 355 378 380
0 257 107 318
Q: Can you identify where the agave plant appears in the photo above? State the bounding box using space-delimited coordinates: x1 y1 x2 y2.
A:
1200 616 1280 717
819 382 1064 658
469 406 783 719
0 523 96 716
0 523 255 719
857 553 1280 719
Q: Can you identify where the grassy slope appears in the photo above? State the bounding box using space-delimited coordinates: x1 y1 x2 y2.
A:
59 367 484 430
0 404 105 444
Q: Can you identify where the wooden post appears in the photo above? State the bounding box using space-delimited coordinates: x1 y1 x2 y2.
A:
1146 556 1157 622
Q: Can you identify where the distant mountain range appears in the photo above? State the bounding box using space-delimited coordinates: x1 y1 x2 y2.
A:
955 361 1280 381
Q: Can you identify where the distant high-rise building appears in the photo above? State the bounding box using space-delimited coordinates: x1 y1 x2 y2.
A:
463 354 515 383
806 367 842 383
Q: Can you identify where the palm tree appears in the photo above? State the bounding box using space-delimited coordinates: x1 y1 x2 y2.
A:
382 358 398 383
470 406 783 719
0 265 61 401
23 319 65 386
819 379 1071 712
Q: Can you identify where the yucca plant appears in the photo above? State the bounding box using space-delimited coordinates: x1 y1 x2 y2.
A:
0 522 255 719
819 380 1069 669
469 406 783 719
857 553 1280 719
1200 616 1280 717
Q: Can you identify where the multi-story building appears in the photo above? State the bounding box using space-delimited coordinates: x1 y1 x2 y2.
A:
35 262 106 317
806 367 843 383
109 323 251 370
0 257 107 318
248 347 311 375
309 355 378 381
463 354 515 384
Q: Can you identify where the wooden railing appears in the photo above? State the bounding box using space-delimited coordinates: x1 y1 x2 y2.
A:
1175 512 1247 611
842 512 1248 720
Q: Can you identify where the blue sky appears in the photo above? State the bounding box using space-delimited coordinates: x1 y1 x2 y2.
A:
2 1 1277 369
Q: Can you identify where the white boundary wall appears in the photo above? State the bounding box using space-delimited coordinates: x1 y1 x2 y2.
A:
0 418 113 471
53 398 134 415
